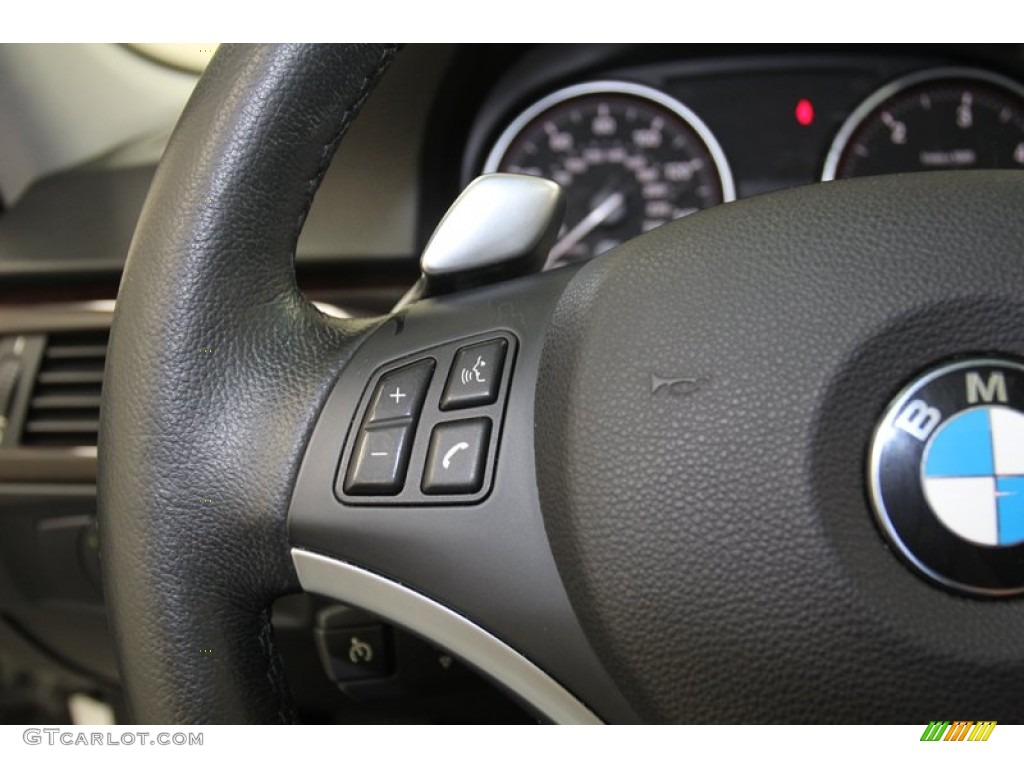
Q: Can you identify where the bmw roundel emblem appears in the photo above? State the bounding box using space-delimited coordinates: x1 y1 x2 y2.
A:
869 358 1024 596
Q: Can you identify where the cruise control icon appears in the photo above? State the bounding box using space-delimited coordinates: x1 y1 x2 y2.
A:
348 636 374 665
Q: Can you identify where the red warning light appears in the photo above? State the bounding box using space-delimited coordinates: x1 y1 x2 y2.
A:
795 98 815 127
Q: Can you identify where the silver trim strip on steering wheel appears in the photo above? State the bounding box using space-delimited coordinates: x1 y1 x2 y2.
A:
291 548 603 724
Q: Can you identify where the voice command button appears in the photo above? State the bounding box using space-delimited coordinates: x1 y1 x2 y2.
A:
440 339 507 410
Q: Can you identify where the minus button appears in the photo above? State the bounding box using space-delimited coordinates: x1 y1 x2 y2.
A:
343 424 413 496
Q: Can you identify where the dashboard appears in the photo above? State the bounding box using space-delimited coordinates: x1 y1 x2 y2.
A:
0 43 1023 725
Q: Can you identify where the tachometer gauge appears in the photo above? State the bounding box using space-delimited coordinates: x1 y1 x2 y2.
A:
823 68 1024 181
483 81 734 270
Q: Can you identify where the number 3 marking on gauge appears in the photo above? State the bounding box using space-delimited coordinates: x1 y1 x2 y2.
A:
443 442 470 469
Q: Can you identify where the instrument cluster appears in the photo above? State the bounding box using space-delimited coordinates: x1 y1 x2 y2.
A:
462 50 1024 269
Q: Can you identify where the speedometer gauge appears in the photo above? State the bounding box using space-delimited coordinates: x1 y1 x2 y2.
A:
823 68 1024 181
483 81 734 270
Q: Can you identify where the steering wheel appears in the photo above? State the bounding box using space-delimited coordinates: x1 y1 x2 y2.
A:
98 44 1024 723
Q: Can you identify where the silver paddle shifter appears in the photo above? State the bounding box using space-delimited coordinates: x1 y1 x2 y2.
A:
393 173 565 311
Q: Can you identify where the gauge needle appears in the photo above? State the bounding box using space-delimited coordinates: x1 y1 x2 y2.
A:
547 191 625 268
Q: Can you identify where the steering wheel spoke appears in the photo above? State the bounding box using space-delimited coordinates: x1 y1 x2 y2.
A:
289 269 636 723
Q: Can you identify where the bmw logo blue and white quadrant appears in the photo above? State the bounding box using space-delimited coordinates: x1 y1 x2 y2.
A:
869 359 1024 595
921 406 1024 547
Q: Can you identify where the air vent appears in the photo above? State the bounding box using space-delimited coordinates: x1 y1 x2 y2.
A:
22 330 108 448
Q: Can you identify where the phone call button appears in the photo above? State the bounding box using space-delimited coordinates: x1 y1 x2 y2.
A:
422 418 492 495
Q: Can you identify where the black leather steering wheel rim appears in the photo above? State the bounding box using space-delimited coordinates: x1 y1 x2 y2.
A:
99 44 399 723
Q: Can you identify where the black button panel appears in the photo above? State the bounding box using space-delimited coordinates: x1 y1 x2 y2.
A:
441 339 507 410
335 333 515 506
422 418 491 494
